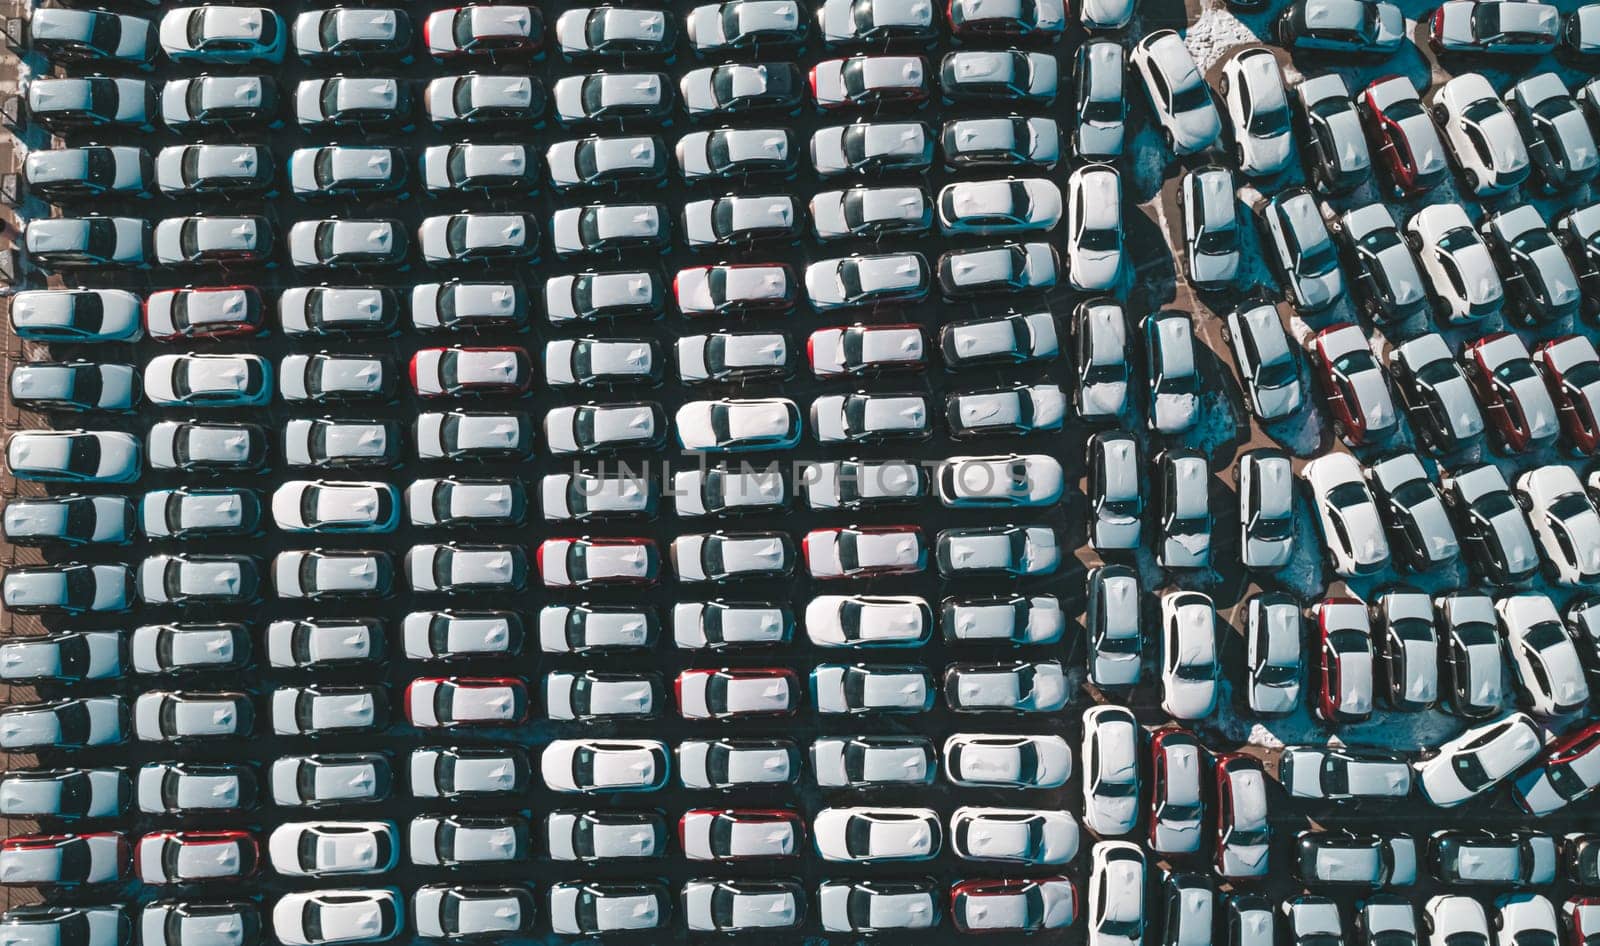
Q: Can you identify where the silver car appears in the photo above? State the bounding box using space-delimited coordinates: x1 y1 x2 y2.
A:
406 543 527 593
673 602 792 649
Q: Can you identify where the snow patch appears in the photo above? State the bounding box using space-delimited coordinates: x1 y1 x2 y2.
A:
1181 1 1265 72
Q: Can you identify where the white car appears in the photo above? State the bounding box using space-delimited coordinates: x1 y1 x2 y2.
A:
811 186 930 242
806 595 931 648
814 808 940 863
1495 593 1590 716
936 178 1061 236
267 822 399 877
935 454 1063 507
1131 30 1220 155
1414 712 1543 808
1088 842 1146 946
1406 203 1504 323
1065 164 1124 291
683 880 802 933
1159 591 1217 719
1429 72 1529 197
804 252 929 310
811 392 930 443
1220 48 1294 177
676 331 788 384
540 739 669 793
272 889 401 946
1300 452 1391 577
950 807 1077 864
942 733 1071 788
1516 465 1600 586
673 602 791 649
1082 706 1140 836
675 398 802 452
813 735 934 788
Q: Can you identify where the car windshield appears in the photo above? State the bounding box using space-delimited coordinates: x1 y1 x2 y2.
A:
1452 751 1491 791
1250 104 1290 137
1492 356 1536 385
1172 79 1210 113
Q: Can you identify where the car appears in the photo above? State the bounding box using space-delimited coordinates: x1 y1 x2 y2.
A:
146 421 266 474
7 430 140 485
131 691 251 743
936 178 1060 237
801 459 925 512
2 564 132 616
811 54 928 110
818 0 933 42
279 354 393 405
936 241 1058 297
1429 830 1556 885
814 808 940 864
1365 454 1459 572
424 4 541 57
685 0 805 51
677 331 789 385
408 346 531 399
1429 0 1559 54
0 698 124 752
1280 745 1411 801
294 77 409 129
409 747 527 800
27 145 147 199
1368 589 1441 712
551 72 670 126
548 883 669 936
4 495 133 548
413 280 528 331
944 663 1068 714
419 212 538 265
1505 74 1598 194
1089 842 1146 946
272 889 401 946
1069 42 1128 162
1 905 129 946
811 391 930 443
146 903 255 946
1 767 126 819
1284 897 1345 946
1082 706 1140 836
1389 333 1486 454
423 74 544 126
548 135 665 191
935 525 1059 577
676 397 802 452
270 685 388 737
414 886 534 941
678 126 796 181
544 402 665 456
1063 165 1124 291
1308 597 1376 723
1511 720 1600 814
1556 202 1600 318
813 735 934 789
946 383 1065 438
679 737 799 788
1258 188 1344 312
1296 831 1417 887
287 418 402 469
804 251 929 310
543 470 653 521
546 810 665 862
406 541 527 593
677 667 799 718
540 604 654 653
1404 205 1503 325
555 6 673 57
29 8 153 65
939 50 1057 104
293 7 410 59
1073 302 1132 424
131 623 251 674
1148 729 1205 858
1225 301 1302 422
272 549 393 601
144 286 264 341
1431 73 1531 197
23 216 148 271
159 6 284 61
288 145 405 198
1278 0 1405 54
1359 76 1448 196
1157 449 1211 570
419 143 535 195
541 739 668 794
1481 206 1581 325
409 815 528 867
680 807 801 861
1238 449 1295 569
1497 592 1590 713
1178 166 1241 290
141 487 260 542
154 142 270 196
1146 311 1201 433
538 536 659 588
401 610 522 662
546 670 657 721
1087 565 1142 688
265 618 382 670
268 819 400 883
1518 466 1600 585
1220 48 1294 178
1294 73 1371 194
25 76 152 131
813 663 933 714
1332 203 1428 323
949 807 1077 865
811 121 932 179
941 116 1059 169
0 834 126 887
1301 454 1390 579
806 595 934 646
951 877 1075 935
1464 333 1560 453
1415 711 1544 807
10 289 142 343
135 831 258 884
1308 323 1398 445
1214 758 1272 878
279 286 397 337
683 879 803 934
160 76 278 129
811 186 930 243
152 215 273 267
551 203 669 258
934 454 1062 509
941 311 1057 372
10 362 136 414
403 676 527 729
1436 591 1508 718
1131 30 1220 155
1160 593 1218 719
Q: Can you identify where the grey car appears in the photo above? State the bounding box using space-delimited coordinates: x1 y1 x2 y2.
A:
1238 448 1296 569
3 564 133 614
1505 73 1598 194
3 907 128 946
1366 453 1460 570
416 411 533 461
544 338 659 387
152 215 273 266
289 145 404 198
1333 203 1427 322
555 6 674 57
1258 188 1343 312
10 362 137 413
2 495 134 546
29 8 154 65
25 146 149 199
270 754 390 808
551 72 670 126
1294 73 1371 194
1087 565 1142 687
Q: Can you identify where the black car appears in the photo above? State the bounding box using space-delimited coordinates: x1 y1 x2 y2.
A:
1293 73 1372 195
1386 334 1485 455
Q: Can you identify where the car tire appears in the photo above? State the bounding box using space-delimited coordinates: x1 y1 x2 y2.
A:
1430 103 1448 124
1462 170 1478 192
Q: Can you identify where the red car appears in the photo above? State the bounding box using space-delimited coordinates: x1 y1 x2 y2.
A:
1310 597 1374 724
404 676 528 728
1534 335 1600 454
1149 728 1205 856
409 346 532 397
951 877 1076 933
424 5 543 57
144 286 263 341
1214 754 1271 879
1308 323 1399 446
676 668 799 719
802 525 926 579
679 808 803 861
1358 75 1448 198
1463 332 1561 453
134 830 257 884
1512 721 1600 815
1565 897 1600 946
